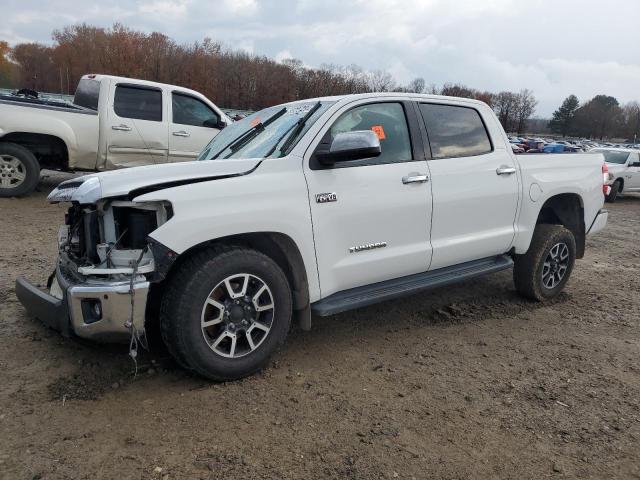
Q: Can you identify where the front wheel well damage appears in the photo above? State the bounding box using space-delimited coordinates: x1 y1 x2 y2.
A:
535 193 585 258
145 232 310 336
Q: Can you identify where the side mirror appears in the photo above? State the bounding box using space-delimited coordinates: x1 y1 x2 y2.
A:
630 162 640 168
316 130 381 165
204 118 226 129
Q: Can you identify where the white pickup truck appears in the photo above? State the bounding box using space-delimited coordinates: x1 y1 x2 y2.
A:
15 93 609 381
0 74 231 196
591 147 640 202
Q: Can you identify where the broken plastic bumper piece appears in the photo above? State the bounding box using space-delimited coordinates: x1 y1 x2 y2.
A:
15 256 149 343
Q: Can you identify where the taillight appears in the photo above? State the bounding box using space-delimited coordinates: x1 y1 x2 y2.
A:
602 163 610 196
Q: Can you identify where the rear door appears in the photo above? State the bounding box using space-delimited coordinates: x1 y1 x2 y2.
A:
168 92 223 162
106 83 168 168
303 100 433 298
418 102 519 270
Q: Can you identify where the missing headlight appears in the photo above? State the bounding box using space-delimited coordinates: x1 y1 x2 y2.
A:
113 207 158 250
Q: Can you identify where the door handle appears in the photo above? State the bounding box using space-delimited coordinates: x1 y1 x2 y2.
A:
496 166 517 175
172 130 190 137
402 173 429 184
111 124 131 132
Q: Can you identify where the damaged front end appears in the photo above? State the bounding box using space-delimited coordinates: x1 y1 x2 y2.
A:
15 177 174 343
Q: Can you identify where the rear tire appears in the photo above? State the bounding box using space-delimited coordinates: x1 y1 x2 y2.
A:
514 224 576 301
0 143 40 197
160 245 292 381
605 180 620 203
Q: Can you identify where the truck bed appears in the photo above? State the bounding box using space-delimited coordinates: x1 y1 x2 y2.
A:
0 94 92 114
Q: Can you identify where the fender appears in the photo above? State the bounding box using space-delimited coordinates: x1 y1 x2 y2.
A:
136 155 322 302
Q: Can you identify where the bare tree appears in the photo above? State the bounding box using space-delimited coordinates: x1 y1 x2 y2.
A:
367 70 396 92
493 91 519 133
514 89 537 134
405 77 425 93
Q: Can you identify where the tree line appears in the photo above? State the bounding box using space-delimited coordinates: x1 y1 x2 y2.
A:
4 22 623 138
549 94 640 141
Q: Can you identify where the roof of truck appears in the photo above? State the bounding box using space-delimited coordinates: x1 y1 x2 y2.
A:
284 92 490 108
80 74 209 98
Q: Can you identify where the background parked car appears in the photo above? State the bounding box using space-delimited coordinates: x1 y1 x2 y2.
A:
0 74 231 197
592 147 640 202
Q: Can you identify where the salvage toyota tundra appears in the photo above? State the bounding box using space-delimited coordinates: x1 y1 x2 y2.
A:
16 93 609 381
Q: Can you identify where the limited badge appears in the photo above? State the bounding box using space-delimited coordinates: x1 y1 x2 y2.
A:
316 192 337 203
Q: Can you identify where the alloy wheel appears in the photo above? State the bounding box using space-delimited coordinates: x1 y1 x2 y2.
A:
542 242 569 289
200 273 275 358
0 155 27 189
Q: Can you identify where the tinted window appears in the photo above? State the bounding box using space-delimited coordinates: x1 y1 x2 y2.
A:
419 104 492 159
114 85 162 122
592 149 630 164
329 102 412 165
172 93 219 127
73 79 100 110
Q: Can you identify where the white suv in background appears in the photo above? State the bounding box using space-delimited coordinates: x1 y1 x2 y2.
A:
592 148 640 202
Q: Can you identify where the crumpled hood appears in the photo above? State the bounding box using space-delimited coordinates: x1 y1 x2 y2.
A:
48 158 261 203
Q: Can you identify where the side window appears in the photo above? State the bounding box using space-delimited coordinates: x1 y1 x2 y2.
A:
73 79 100 110
419 103 492 159
172 93 220 128
329 102 412 165
114 85 162 122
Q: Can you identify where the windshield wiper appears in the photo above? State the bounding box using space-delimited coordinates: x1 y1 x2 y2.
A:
210 106 287 160
265 101 322 158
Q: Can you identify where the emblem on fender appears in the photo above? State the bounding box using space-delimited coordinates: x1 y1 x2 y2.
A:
316 192 337 203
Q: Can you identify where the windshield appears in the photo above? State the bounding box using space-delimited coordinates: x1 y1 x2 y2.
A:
198 101 334 161
592 149 630 164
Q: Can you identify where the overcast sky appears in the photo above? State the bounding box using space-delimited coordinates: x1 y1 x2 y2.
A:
2 0 639 116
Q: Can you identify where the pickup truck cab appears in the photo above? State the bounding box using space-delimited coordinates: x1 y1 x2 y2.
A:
0 74 231 196
592 147 640 202
15 93 609 381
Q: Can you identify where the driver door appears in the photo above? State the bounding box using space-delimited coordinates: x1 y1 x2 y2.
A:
168 92 224 162
303 100 433 298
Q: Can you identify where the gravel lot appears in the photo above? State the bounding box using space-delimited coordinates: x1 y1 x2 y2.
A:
1 172 639 480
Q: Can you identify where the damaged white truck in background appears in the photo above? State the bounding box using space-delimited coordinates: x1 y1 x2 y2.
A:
0 74 231 196
16 92 609 381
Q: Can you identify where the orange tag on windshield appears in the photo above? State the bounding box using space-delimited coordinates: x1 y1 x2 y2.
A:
371 125 386 140
250 117 261 127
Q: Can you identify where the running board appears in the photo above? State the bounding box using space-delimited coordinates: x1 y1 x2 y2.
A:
311 255 513 317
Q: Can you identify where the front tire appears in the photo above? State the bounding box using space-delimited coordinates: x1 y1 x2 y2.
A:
0 143 40 197
160 245 292 381
514 224 576 301
605 180 620 203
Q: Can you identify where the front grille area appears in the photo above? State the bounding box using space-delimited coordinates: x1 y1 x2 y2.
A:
66 205 100 264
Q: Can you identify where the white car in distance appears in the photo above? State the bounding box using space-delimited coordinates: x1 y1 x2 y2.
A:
592 148 640 202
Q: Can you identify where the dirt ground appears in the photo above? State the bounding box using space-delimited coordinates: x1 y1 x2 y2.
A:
1 171 639 480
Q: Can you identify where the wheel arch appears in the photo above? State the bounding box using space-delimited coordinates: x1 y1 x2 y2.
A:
151 231 310 311
535 193 585 258
614 177 624 192
0 132 69 170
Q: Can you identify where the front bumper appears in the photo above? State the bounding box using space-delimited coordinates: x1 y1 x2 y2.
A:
587 209 608 236
15 258 149 343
